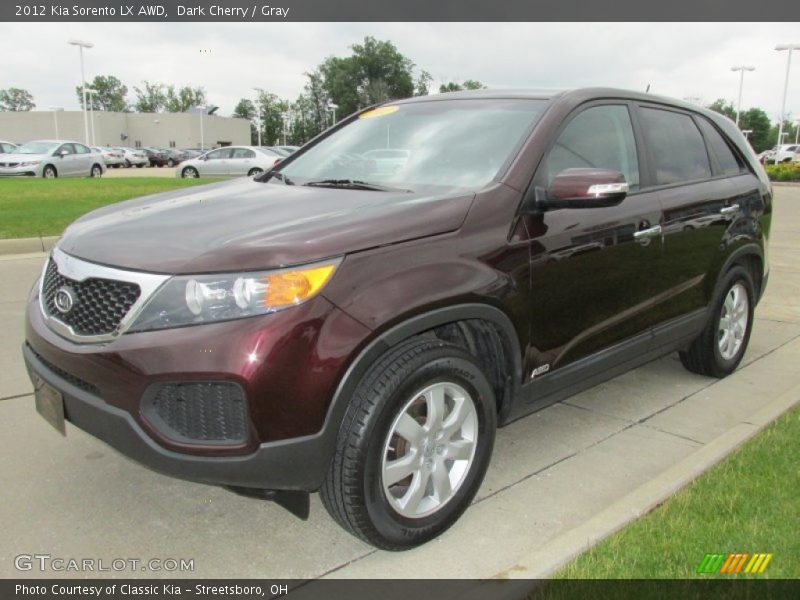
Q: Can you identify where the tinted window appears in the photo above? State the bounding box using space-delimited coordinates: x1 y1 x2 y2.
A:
206 148 232 160
543 105 640 191
641 108 711 185
57 144 75 155
231 148 255 159
696 118 743 176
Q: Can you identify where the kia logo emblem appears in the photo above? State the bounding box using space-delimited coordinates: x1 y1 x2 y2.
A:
53 287 75 314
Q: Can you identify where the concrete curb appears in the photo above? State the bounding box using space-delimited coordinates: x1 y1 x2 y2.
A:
0 236 57 256
495 381 800 579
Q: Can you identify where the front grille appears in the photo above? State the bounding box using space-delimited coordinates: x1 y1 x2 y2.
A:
0 162 19 167
142 382 248 445
42 259 141 336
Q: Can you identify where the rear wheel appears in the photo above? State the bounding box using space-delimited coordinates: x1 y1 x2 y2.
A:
181 166 199 179
90 164 103 178
42 165 57 178
248 168 264 177
167 159 176 167
320 337 496 550
679 265 755 377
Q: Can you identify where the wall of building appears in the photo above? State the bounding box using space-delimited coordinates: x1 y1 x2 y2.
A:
0 111 250 149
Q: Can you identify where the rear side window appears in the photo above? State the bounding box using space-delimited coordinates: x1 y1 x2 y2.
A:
696 117 743 176
640 108 711 185
543 104 640 191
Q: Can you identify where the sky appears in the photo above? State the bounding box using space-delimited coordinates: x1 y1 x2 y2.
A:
1 22 799 123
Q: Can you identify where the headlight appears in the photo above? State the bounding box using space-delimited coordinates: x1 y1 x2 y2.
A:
128 258 341 333
19 161 41 167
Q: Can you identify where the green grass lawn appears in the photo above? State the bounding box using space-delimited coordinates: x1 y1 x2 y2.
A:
0 177 220 239
554 404 799 579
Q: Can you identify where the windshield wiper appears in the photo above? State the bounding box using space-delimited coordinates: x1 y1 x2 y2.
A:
303 179 412 193
271 172 295 185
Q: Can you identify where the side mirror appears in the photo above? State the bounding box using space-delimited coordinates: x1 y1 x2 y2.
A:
537 168 629 210
56 150 69 158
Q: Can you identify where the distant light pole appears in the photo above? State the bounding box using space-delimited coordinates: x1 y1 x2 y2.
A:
49 107 63 139
795 118 800 144
252 88 262 146
68 39 94 146
730 65 755 126
85 87 97 146
742 129 753 140
775 44 800 162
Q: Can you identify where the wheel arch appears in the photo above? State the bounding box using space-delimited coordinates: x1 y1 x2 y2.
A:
712 244 765 303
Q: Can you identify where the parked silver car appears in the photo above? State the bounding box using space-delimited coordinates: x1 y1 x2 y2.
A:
115 147 149 168
0 140 105 178
178 146 284 178
92 146 125 168
0 141 18 154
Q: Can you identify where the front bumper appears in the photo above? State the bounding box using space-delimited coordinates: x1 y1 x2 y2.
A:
0 167 38 176
23 343 337 490
24 282 371 490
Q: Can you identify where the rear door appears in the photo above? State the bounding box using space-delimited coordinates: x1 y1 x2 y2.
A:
228 147 256 176
528 102 666 371
636 105 739 323
73 143 93 174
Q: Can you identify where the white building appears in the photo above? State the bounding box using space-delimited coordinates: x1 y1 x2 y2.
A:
0 110 251 149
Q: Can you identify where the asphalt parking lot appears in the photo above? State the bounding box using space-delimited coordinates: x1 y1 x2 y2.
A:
0 187 798 579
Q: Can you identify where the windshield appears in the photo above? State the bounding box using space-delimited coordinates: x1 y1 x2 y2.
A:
278 98 547 191
12 141 59 154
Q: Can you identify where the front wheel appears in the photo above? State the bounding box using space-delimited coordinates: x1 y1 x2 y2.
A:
679 265 755 377
42 165 57 178
320 337 496 550
181 166 199 179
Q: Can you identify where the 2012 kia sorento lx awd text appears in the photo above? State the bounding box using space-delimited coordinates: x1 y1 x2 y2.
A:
24 88 771 549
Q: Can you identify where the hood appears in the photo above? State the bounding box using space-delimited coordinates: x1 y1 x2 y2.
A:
58 178 474 274
0 152 47 162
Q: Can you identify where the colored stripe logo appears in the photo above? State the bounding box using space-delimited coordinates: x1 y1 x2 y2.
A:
696 552 772 574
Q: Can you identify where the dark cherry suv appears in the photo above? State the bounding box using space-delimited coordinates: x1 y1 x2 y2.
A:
24 88 771 549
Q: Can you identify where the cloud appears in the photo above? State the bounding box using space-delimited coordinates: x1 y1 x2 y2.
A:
1 22 798 121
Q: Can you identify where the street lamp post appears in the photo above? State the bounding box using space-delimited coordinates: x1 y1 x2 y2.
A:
85 88 97 146
252 88 262 146
742 129 753 140
49 107 63 139
68 39 94 146
328 102 339 126
730 65 755 126
775 44 800 163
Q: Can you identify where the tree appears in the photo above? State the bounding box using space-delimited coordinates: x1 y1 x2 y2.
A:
255 90 288 145
233 98 258 144
706 98 736 122
0 87 35 111
741 108 772 153
75 75 128 111
438 79 486 93
163 85 206 112
319 37 416 117
414 70 433 96
133 81 166 113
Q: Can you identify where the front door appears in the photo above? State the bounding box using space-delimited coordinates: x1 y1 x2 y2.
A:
201 148 233 176
527 103 666 374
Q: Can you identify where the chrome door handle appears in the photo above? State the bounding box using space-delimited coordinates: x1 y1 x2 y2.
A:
634 225 662 241
720 204 740 216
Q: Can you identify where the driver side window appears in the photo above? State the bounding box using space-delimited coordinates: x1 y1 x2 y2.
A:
56 144 75 156
543 105 640 192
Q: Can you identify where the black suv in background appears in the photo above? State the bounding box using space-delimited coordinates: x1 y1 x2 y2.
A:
24 88 770 550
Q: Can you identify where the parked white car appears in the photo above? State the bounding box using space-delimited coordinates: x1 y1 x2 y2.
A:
92 146 125 168
115 147 149 168
178 146 284 178
771 144 799 163
0 140 105 178
0 141 17 154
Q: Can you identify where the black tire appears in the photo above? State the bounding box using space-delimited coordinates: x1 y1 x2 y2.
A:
248 168 264 177
124 159 131 168
181 166 199 179
679 265 755 378
136 163 144 168
90 164 103 178
320 337 496 550
167 159 176 167
42 165 57 178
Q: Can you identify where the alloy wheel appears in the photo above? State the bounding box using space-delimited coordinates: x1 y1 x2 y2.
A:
718 282 749 361
381 382 478 519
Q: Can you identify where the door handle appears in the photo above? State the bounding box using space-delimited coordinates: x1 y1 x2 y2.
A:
634 225 662 242
720 204 740 216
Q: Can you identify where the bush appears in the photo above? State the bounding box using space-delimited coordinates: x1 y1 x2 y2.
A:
765 162 800 182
